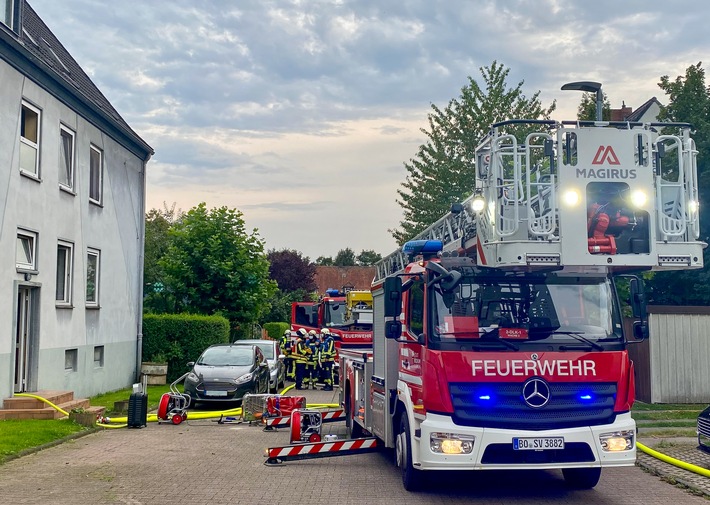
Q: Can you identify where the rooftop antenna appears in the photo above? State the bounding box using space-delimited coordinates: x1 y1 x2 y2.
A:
561 81 603 121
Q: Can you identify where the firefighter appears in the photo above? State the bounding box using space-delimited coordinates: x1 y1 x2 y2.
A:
319 328 335 391
280 329 295 381
294 329 311 390
306 330 319 389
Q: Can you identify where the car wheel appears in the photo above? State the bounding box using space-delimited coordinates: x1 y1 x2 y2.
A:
397 414 424 491
562 468 601 489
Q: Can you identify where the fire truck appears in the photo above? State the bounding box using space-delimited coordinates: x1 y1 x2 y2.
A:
340 83 704 490
291 288 373 348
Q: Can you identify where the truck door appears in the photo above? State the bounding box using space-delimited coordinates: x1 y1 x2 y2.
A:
400 281 424 402
292 302 317 329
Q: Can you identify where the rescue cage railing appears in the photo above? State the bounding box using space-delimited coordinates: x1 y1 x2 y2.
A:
375 120 699 282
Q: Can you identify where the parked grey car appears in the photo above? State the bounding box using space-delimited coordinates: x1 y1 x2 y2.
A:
184 344 269 404
233 339 285 393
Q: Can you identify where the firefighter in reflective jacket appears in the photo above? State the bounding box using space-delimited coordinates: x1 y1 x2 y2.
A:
280 330 295 381
306 330 320 389
294 328 311 390
319 328 335 391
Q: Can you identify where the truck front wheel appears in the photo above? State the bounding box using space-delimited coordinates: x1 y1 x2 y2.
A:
562 467 601 489
396 415 423 491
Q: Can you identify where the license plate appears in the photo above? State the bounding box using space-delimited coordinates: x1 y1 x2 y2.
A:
513 437 564 450
204 390 228 397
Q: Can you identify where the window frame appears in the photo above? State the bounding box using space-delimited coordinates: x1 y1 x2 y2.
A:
93 345 104 368
19 100 41 179
2 0 17 31
65 348 78 372
59 124 76 192
56 240 74 306
16 229 38 271
86 248 100 307
89 144 103 205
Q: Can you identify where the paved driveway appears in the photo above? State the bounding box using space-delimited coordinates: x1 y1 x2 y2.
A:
0 388 705 505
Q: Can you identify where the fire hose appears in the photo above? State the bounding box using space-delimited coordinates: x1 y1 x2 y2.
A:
637 441 710 478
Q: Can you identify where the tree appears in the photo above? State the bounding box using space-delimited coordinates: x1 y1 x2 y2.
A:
576 92 611 121
356 249 382 266
160 203 276 332
261 288 313 324
334 247 357 266
143 203 182 313
315 256 334 266
267 249 317 293
391 61 556 244
645 63 710 305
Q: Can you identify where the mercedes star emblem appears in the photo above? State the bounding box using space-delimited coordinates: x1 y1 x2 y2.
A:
522 377 551 408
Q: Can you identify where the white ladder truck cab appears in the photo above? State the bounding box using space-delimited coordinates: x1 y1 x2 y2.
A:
340 83 704 491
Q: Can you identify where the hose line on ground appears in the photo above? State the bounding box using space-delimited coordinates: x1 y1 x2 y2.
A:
637 441 710 478
14 393 69 416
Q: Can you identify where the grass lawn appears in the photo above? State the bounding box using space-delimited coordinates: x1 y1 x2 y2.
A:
0 419 86 463
90 384 178 415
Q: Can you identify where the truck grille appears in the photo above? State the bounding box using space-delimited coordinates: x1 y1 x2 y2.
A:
449 382 617 431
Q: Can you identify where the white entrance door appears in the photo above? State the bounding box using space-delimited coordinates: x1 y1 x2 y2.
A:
14 287 32 393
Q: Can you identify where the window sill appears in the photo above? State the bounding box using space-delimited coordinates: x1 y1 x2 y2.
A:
56 303 74 309
85 304 101 310
20 170 42 183
59 185 76 196
89 199 104 208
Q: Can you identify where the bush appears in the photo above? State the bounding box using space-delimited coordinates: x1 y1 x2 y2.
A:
143 314 230 381
263 322 290 340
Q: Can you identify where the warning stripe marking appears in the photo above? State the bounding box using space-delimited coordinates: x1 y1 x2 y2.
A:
267 438 377 459
264 409 345 427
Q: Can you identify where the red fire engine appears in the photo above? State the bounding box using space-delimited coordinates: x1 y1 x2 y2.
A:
291 288 373 349
340 83 704 491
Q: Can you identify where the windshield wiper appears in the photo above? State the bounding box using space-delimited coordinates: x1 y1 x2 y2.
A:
551 331 604 351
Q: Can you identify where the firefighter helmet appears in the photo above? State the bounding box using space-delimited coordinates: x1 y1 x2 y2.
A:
297 328 308 338
320 328 330 335
283 329 291 337
308 329 317 336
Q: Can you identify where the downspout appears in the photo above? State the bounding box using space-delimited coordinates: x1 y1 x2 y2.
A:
136 153 150 382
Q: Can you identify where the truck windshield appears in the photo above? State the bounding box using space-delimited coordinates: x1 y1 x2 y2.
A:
430 274 623 350
324 300 347 327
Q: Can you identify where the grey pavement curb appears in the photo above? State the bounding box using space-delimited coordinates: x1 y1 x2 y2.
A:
636 457 709 498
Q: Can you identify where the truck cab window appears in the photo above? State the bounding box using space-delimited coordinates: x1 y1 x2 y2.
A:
408 282 424 335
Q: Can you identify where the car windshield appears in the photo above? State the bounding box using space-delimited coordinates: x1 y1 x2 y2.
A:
197 346 253 366
430 273 622 348
233 341 274 359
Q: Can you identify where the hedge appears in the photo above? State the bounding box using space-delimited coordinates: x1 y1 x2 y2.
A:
262 322 290 340
142 313 230 381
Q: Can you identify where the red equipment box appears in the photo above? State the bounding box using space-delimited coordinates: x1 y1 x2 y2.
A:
267 395 306 417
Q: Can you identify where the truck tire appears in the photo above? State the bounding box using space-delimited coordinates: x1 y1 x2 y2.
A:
562 467 601 489
396 415 423 491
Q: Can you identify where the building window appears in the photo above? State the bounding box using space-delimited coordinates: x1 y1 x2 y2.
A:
20 101 41 177
56 241 73 305
93 346 104 368
86 248 100 306
16 229 37 271
65 349 78 372
2 0 16 29
89 145 103 204
59 125 75 191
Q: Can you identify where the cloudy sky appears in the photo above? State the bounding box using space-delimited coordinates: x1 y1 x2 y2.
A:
29 0 709 260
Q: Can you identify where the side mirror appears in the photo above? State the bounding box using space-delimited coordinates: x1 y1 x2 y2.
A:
385 320 402 339
278 354 285 360
630 278 647 320
384 277 402 318
259 361 269 368
633 321 649 340
186 361 195 368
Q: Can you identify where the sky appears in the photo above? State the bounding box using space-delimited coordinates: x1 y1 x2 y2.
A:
28 0 710 260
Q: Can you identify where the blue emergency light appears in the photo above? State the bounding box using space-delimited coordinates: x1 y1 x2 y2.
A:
402 240 443 257
325 288 340 297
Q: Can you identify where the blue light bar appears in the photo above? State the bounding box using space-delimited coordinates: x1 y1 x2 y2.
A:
478 395 491 401
579 393 593 401
325 288 340 297
402 240 443 256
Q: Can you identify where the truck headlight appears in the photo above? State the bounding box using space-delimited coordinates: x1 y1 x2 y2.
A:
430 432 474 454
599 430 634 451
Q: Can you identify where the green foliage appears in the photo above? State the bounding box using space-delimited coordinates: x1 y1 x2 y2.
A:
89 384 177 415
646 63 710 305
263 322 290 340
576 92 611 121
315 256 334 266
142 313 230 380
261 288 310 325
334 247 357 266
143 203 182 314
159 203 277 330
392 61 556 244
356 249 382 266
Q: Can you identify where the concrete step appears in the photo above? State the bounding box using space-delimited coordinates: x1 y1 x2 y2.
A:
3 390 75 410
